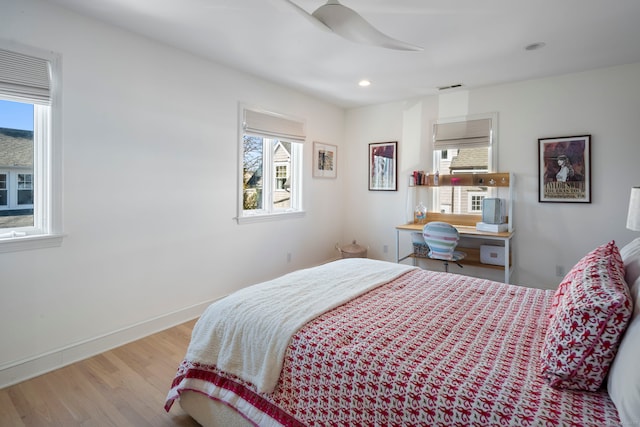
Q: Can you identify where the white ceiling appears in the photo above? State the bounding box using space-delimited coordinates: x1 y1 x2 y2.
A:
49 0 640 108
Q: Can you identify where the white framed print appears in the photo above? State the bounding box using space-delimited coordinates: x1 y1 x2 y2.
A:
313 141 337 178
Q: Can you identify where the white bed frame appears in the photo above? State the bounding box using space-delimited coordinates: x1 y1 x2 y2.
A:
179 390 253 427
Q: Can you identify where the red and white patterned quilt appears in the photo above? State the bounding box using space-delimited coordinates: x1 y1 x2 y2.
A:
166 268 621 426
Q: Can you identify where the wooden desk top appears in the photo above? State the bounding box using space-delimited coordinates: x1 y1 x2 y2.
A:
396 222 513 239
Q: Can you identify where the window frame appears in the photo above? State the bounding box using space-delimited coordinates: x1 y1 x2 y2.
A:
0 41 63 253
237 106 305 224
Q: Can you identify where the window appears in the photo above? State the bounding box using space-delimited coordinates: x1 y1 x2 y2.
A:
275 164 288 191
238 107 304 222
0 173 6 206
432 115 496 174
17 173 33 205
469 193 487 212
431 113 498 215
0 43 62 252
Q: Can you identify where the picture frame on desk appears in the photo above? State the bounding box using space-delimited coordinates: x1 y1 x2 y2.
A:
369 141 397 191
538 135 591 203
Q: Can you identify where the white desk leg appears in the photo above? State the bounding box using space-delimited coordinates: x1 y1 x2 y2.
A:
395 229 400 263
505 237 510 284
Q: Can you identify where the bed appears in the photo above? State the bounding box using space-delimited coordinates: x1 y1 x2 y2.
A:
165 239 640 427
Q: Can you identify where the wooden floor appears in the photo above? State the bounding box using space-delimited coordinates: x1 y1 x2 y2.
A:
0 319 201 427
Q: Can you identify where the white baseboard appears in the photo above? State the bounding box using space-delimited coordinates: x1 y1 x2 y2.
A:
0 299 216 389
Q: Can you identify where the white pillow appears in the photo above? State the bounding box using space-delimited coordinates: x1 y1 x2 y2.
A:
607 238 640 427
620 237 640 293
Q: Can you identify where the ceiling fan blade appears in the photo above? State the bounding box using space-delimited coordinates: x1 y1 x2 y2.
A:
311 0 423 51
281 0 332 32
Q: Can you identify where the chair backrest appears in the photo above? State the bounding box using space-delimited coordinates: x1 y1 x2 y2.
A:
422 222 460 260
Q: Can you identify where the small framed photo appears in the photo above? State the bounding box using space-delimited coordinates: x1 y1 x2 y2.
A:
538 135 591 203
369 141 397 191
313 141 337 178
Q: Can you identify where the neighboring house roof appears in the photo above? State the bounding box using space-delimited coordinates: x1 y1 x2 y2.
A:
246 162 262 187
0 127 33 168
449 148 488 171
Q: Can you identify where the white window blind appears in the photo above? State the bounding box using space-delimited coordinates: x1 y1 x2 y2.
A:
243 109 306 142
0 48 51 104
433 118 492 149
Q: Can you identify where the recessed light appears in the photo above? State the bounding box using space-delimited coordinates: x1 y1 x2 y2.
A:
525 42 546 51
358 79 371 87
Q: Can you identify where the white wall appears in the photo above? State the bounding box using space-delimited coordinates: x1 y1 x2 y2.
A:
0 0 345 386
344 62 640 288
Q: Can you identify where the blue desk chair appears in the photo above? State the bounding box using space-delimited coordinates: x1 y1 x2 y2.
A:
422 222 466 273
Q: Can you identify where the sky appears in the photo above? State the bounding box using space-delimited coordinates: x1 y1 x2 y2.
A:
0 99 34 131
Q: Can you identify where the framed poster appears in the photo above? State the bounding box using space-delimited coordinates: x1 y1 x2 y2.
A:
538 135 591 203
313 141 337 178
369 141 397 191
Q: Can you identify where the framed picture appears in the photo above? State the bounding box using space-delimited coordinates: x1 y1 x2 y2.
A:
538 135 591 203
369 141 397 191
313 142 337 178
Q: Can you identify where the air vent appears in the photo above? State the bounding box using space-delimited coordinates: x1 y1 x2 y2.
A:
437 83 463 91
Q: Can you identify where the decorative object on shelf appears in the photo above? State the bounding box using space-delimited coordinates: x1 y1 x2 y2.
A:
414 202 427 224
627 187 640 231
369 141 397 191
538 135 591 203
312 141 337 178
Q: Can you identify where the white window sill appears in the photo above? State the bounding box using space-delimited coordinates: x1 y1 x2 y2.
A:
0 233 64 253
237 210 306 225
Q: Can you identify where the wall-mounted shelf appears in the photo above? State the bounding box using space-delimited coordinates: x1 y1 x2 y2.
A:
411 172 511 188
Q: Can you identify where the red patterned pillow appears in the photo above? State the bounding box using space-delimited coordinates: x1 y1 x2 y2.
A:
548 241 623 320
540 250 632 391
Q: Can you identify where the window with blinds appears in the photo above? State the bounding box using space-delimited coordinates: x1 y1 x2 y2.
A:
238 106 305 222
0 43 62 252
431 113 498 215
432 113 497 174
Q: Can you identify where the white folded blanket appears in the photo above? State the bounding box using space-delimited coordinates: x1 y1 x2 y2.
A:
185 258 417 393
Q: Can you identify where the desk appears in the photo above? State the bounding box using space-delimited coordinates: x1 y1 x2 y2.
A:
395 223 515 283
